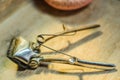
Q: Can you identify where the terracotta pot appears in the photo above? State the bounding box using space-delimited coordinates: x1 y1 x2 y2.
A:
45 0 93 10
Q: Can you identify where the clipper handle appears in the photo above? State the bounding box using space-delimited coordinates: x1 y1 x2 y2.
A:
76 59 115 70
78 59 115 67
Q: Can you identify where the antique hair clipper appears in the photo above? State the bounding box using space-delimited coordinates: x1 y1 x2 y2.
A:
7 24 116 72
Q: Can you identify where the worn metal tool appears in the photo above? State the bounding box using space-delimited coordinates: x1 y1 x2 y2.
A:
7 24 115 72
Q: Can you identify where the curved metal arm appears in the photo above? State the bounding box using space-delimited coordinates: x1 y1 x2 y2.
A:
37 24 100 45
77 59 115 67
39 56 116 71
31 24 115 70
75 59 115 70
38 44 115 70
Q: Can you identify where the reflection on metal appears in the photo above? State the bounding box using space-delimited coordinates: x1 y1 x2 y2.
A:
7 24 116 72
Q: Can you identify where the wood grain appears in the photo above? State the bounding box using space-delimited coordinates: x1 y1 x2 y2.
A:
0 0 120 80
0 0 25 22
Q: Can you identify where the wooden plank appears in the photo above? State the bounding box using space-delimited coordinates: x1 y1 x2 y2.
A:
0 0 119 80
0 0 25 22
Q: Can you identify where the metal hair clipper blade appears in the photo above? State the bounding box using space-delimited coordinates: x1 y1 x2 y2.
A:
7 37 43 69
7 24 116 72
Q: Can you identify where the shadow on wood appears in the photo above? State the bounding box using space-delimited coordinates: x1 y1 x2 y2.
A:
15 31 107 79
41 31 103 55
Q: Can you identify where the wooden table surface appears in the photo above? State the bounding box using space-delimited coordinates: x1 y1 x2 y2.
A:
0 0 120 80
